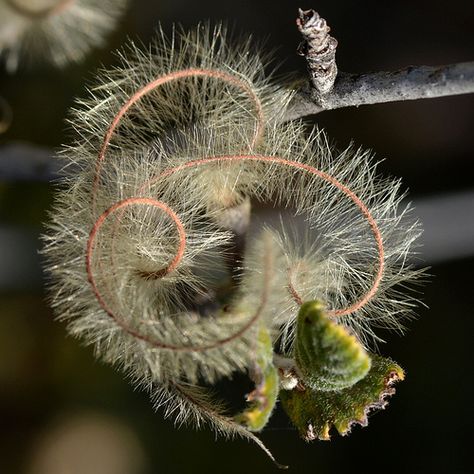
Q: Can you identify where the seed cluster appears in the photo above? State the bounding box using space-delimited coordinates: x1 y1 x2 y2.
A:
43 24 421 455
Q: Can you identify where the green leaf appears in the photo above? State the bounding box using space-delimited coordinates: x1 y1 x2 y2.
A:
235 326 279 431
280 354 404 440
295 301 371 391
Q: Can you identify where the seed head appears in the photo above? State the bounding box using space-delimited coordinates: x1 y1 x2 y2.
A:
0 0 128 72
43 24 423 463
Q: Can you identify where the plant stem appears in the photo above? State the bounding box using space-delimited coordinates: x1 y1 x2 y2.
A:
285 61 474 120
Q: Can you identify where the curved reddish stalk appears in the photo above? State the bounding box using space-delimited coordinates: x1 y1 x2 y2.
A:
88 153 384 352
86 197 272 352
87 196 186 276
145 154 385 317
87 66 384 348
92 68 265 213
88 67 267 349
90 66 266 306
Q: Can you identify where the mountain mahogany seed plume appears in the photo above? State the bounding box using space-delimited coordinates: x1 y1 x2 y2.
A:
0 0 128 72
43 24 422 464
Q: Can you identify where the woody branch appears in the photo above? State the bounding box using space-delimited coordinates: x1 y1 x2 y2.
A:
286 9 474 121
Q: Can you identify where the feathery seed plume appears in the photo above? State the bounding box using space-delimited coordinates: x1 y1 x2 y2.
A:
0 0 128 71
43 24 422 465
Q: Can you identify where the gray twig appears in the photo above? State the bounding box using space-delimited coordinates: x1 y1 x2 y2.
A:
285 62 474 121
291 9 474 121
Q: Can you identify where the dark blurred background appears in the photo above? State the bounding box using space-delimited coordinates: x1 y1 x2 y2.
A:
1 1 473 473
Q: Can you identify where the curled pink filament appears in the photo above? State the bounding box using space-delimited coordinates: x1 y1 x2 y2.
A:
86 66 385 353
86 195 272 351
147 154 385 318
92 67 265 213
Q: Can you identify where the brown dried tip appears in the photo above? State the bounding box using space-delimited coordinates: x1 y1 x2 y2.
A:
279 355 405 441
296 8 338 96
